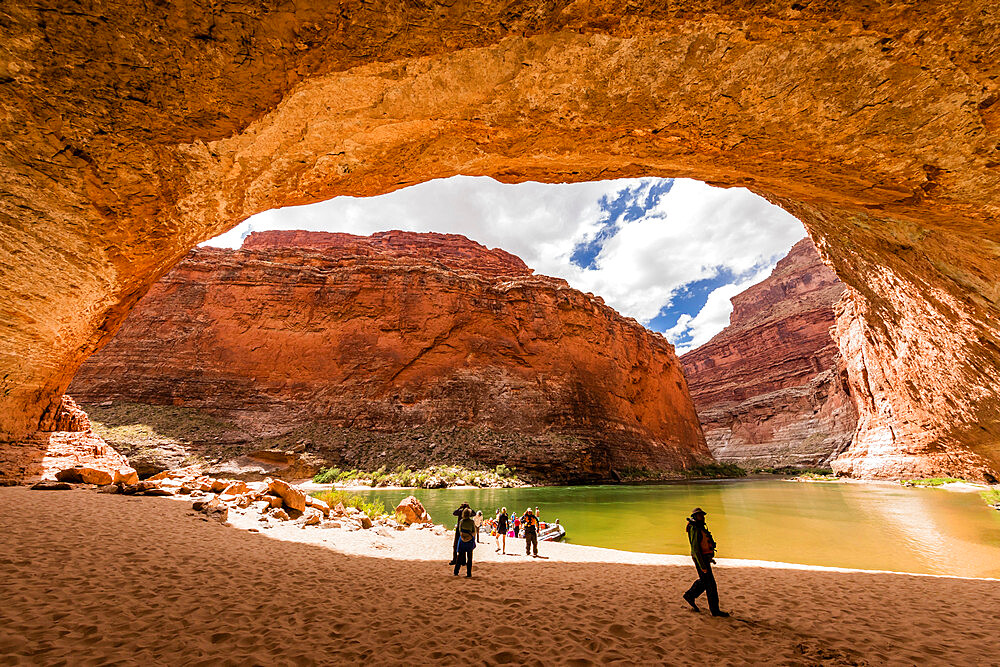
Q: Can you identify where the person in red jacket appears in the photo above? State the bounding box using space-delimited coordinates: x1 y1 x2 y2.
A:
682 508 729 617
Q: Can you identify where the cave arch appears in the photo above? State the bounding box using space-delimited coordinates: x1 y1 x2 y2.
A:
1 2 999 478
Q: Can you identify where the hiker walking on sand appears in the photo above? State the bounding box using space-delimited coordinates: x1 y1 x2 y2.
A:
454 508 478 578
682 508 729 617
449 502 473 566
521 507 540 557
496 507 510 554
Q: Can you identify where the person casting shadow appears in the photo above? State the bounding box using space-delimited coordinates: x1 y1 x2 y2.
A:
454 508 477 577
449 502 473 565
682 507 730 617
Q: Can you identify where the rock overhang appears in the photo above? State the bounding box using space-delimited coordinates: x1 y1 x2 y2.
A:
1 1 999 479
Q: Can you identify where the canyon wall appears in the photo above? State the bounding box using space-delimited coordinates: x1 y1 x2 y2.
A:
2 2 1000 481
68 231 710 483
681 239 856 468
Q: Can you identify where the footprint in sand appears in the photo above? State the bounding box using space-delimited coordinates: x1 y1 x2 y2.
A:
607 623 633 639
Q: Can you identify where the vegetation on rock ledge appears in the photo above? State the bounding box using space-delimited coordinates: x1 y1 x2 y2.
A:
312 463 524 489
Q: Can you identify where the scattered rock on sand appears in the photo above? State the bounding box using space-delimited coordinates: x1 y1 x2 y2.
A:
56 466 113 485
394 496 432 524
30 481 73 491
300 507 323 527
358 514 373 529
192 496 229 524
306 496 330 516
268 478 306 512
271 508 290 521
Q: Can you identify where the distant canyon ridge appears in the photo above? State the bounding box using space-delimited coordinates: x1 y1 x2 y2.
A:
68 231 710 483
681 239 857 469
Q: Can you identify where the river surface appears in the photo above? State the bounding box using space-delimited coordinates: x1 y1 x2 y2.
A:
355 479 1000 578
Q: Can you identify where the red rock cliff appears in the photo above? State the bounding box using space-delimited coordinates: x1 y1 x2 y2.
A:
680 239 857 467
69 231 709 482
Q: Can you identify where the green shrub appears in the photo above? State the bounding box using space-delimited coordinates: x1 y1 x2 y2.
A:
683 463 747 479
311 489 387 518
901 477 965 487
312 467 341 484
979 488 1000 506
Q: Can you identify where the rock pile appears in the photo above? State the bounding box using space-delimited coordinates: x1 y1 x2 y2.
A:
48 468 434 534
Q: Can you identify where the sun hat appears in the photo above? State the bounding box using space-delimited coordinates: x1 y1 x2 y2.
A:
691 507 707 516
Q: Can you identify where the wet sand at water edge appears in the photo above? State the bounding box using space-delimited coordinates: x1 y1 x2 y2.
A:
1 486 998 665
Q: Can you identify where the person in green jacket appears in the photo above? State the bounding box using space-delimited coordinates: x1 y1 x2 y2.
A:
682 507 729 617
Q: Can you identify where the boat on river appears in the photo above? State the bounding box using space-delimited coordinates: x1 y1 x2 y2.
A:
539 521 565 542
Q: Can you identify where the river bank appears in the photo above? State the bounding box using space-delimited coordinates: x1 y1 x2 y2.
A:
2 485 998 665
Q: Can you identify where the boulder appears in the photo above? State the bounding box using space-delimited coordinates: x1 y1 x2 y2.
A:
30 481 72 490
271 508 290 521
358 514 373 529
193 496 228 523
210 479 228 493
57 466 114 485
300 507 323 526
268 478 306 512
333 502 346 515
54 468 83 483
394 496 432 524
113 467 139 485
222 481 249 496
306 496 330 517
143 488 174 496
96 484 120 494
267 495 284 508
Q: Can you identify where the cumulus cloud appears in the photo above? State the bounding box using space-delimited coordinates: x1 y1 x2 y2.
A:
204 176 805 352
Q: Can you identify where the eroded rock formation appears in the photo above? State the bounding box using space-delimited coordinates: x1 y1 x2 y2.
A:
0 395 137 485
69 231 709 482
2 2 1000 480
681 239 856 468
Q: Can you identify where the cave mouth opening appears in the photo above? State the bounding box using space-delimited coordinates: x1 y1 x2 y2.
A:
62 173 829 487
205 174 809 356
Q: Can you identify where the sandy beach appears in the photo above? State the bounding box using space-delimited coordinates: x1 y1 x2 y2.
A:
2 486 999 665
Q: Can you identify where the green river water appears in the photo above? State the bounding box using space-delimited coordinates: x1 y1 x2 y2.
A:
354 479 1000 578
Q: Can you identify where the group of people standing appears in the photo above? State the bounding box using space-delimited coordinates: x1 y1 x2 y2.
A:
445 500 730 618
447 502 544 577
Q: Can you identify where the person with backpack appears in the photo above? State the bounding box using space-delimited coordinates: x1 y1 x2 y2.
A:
682 507 729 617
521 507 540 557
449 502 473 565
454 508 478 577
495 507 510 554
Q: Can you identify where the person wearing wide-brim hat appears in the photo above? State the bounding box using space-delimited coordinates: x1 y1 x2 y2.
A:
682 507 729 617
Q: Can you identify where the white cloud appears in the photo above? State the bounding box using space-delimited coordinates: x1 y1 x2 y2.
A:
203 176 806 351
665 268 773 355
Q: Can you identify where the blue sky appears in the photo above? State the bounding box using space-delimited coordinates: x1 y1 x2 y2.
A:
205 176 805 354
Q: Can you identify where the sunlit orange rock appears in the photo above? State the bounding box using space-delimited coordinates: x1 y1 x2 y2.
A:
0 396 137 485
69 231 710 482
1 3 999 481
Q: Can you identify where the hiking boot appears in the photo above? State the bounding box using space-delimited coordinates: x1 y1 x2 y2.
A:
711 610 730 618
682 593 700 612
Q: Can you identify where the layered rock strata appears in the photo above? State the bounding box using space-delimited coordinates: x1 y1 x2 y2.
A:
2 2 1000 480
681 239 857 468
69 231 709 483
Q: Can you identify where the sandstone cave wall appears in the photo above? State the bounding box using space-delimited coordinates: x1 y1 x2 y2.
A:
2 2 1000 481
